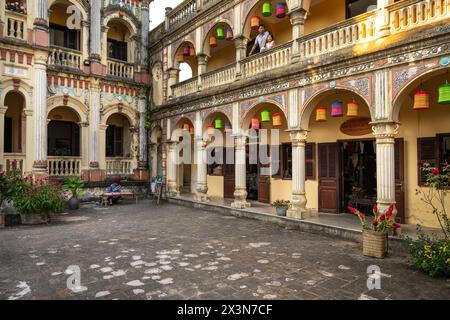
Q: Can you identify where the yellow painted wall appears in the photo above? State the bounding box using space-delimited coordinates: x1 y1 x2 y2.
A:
397 75 450 228
207 43 236 73
305 0 346 35
107 22 129 42
270 178 291 203
207 175 224 198
49 4 69 26
48 106 80 122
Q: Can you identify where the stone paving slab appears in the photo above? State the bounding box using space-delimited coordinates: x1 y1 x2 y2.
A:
0 201 449 300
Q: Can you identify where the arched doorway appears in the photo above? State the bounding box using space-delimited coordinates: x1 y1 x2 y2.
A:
172 117 195 194
3 91 26 172
150 125 163 179
174 41 198 81
47 106 82 176
105 113 133 175
202 111 234 199
393 68 450 227
242 102 289 204
302 89 376 215
203 23 236 72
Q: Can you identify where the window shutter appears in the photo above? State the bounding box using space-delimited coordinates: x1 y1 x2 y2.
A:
305 143 316 180
417 137 437 186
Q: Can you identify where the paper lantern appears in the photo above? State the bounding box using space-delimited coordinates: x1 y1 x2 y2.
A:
276 3 286 18
331 101 344 117
272 113 282 126
225 120 232 130
189 46 195 57
251 117 260 129
347 102 360 117
207 125 215 135
182 122 190 131
215 117 223 129
251 16 260 30
183 46 190 56
226 28 233 41
209 35 217 48
216 26 225 40
413 91 431 110
177 53 185 63
261 110 271 122
263 2 272 17
438 83 450 104
316 107 327 122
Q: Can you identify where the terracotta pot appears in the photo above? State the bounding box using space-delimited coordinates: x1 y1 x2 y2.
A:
276 207 287 217
20 213 50 225
68 198 80 210
362 229 388 258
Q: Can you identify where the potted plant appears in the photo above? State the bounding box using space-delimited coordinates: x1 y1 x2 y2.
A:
13 178 65 225
272 200 291 217
64 176 85 210
348 204 400 258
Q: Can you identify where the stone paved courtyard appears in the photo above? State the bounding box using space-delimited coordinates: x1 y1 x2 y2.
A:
0 201 449 300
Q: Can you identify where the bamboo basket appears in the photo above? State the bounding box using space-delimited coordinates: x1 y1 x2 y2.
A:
362 229 388 258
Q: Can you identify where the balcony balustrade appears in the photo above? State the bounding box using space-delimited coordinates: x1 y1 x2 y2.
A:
5 11 27 41
107 59 134 79
106 158 133 175
103 0 141 18
48 46 83 70
48 157 82 177
3 154 25 174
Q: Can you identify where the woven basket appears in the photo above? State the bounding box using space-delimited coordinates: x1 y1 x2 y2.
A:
362 229 388 258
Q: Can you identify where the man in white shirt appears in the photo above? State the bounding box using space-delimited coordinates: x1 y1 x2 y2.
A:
249 25 269 56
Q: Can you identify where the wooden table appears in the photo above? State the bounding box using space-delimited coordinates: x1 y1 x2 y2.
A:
100 192 138 206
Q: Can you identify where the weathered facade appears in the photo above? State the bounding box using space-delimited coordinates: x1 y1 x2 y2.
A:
149 0 450 228
0 0 151 182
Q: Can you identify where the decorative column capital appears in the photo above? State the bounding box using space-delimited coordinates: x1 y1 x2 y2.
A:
289 129 308 146
234 35 247 49
288 8 308 25
168 67 180 78
371 121 399 140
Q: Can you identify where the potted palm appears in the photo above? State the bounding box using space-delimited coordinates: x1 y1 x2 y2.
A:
348 205 400 258
272 200 291 217
64 176 85 210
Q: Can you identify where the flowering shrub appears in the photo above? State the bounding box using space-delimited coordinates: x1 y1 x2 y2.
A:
403 164 450 277
271 200 291 209
347 204 401 233
0 170 64 215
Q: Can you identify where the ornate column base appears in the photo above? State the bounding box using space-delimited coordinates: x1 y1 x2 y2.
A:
32 161 48 175
287 192 314 219
167 181 180 198
195 184 209 202
231 188 251 209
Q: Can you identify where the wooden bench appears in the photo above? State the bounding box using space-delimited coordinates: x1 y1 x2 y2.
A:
100 192 139 206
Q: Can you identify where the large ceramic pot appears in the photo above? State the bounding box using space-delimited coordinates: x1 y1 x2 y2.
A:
276 207 287 217
362 229 388 258
68 197 80 210
20 213 50 225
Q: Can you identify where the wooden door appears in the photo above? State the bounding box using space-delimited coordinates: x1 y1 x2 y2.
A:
318 143 339 213
223 148 235 198
394 138 405 223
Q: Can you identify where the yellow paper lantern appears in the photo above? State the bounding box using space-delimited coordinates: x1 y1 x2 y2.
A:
316 107 327 122
251 16 260 30
347 102 360 117
272 113 282 126
209 35 217 48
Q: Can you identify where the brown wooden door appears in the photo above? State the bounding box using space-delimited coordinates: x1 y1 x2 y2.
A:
395 138 405 223
223 148 235 199
318 143 339 213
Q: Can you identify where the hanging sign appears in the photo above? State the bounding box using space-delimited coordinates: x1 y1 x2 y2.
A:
340 117 372 136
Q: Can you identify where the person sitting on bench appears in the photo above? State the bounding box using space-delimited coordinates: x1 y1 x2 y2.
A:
106 179 123 205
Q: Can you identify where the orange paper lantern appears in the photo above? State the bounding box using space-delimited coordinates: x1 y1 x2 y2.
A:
183 122 190 131
347 102 360 117
251 16 260 30
272 113 282 126
413 91 431 110
316 107 327 122
209 35 217 48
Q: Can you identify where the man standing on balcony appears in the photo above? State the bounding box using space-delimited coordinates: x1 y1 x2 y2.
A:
249 25 270 56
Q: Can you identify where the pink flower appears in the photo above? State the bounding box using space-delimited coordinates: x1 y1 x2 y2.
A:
347 206 357 214
394 223 401 229
380 214 386 221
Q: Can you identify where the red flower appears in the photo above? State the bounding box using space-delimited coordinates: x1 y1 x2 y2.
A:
373 220 378 226
432 168 439 175
386 210 392 217
373 205 378 214
394 223 401 229
347 206 357 214
380 214 386 221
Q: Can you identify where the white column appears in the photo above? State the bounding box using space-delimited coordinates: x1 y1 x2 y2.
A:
289 9 307 63
231 134 250 209
138 95 148 168
287 130 312 219
234 36 246 79
197 54 208 90
32 51 48 174
24 109 34 173
195 138 209 202
372 122 398 211
167 141 180 197
36 0 48 21
90 0 102 60
89 82 101 169
0 106 7 170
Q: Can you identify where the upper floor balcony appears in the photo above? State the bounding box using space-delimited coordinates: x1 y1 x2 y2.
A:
103 0 142 20
161 0 450 102
4 0 28 42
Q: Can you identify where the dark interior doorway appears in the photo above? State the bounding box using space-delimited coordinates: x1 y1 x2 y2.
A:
341 140 377 214
48 121 80 157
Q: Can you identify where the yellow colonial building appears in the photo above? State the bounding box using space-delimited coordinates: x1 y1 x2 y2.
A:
149 0 450 228
0 0 150 182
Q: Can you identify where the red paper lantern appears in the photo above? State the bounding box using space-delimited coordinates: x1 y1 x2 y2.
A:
251 117 260 129
251 16 260 30
331 101 344 117
316 107 327 122
413 91 431 110
276 3 287 18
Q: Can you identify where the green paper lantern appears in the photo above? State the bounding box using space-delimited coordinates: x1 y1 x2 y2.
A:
262 2 272 17
261 110 271 122
438 83 450 104
214 117 223 129
216 26 225 40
